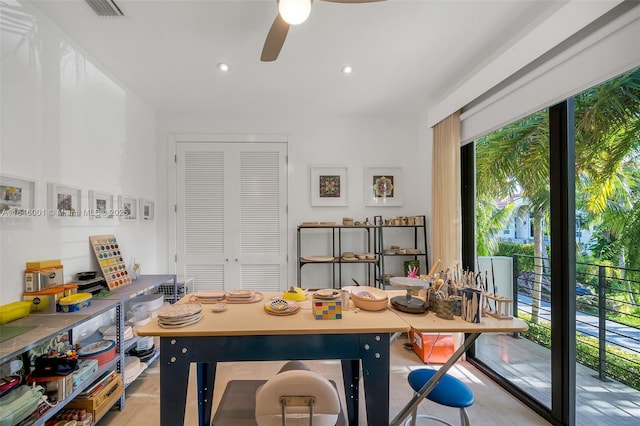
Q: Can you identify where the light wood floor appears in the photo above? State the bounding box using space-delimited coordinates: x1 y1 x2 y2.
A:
99 335 548 425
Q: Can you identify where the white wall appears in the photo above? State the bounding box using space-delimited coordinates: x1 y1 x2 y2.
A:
157 113 432 288
0 1 158 304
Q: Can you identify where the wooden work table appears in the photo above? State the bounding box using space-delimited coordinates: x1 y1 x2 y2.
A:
138 290 527 426
138 292 410 426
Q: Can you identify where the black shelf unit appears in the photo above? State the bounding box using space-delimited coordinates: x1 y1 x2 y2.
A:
373 215 428 288
297 224 377 288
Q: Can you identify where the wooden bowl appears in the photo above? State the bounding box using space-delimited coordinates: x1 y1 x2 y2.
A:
350 289 388 311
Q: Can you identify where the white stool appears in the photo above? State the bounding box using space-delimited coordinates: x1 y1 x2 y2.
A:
255 364 340 426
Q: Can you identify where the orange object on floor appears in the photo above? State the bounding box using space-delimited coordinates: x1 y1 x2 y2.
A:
409 330 456 364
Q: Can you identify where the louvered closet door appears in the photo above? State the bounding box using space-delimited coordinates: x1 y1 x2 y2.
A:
176 142 287 292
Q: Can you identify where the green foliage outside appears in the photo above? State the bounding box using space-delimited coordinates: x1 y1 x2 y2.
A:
476 67 640 309
519 312 640 391
476 68 640 389
496 242 534 270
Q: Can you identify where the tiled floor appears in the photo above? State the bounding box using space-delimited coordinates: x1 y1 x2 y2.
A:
99 335 548 425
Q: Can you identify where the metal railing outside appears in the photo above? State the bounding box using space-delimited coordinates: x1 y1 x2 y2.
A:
512 254 640 390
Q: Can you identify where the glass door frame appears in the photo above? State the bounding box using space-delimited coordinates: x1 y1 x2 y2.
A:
461 100 577 426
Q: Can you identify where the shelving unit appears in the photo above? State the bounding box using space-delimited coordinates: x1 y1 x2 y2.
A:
374 215 428 288
0 274 176 425
101 274 175 408
297 224 377 288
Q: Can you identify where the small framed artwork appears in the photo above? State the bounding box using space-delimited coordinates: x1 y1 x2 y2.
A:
140 199 155 221
0 175 36 218
88 190 114 219
47 182 81 218
364 167 403 206
118 195 137 220
310 166 348 206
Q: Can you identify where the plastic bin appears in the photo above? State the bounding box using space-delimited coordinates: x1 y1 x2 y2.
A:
0 301 31 324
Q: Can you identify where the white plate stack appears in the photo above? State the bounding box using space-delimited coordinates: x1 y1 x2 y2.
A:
99 325 133 342
123 356 147 385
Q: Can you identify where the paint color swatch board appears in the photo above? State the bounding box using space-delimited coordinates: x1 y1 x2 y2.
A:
89 234 132 290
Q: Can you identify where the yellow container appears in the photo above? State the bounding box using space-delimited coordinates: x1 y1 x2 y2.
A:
23 285 76 313
26 259 62 269
59 293 92 313
0 301 32 324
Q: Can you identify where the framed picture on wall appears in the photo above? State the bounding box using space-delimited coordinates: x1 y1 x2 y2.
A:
0 174 36 218
310 166 348 206
118 195 137 220
88 190 114 219
364 166 403 206
47 182 81 218
140 199 155 221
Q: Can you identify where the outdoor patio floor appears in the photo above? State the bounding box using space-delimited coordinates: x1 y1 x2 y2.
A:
477 333 640 425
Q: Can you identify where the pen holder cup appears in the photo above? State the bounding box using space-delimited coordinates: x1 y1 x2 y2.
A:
427 288 437 312
452 296 462 316
461 289 483 323
435 298 454 320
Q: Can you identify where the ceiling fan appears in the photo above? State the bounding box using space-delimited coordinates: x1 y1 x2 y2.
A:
261 0 385 62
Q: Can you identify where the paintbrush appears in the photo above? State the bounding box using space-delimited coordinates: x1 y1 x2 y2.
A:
427 259 441 278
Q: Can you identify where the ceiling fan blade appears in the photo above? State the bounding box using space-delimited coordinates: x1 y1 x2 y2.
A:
321 0 385 3
261 14 290 62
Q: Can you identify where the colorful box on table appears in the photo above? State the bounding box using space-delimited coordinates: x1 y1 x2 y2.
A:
312 298 342 320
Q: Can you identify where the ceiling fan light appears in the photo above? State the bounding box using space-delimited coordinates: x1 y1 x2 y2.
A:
279 0 312 25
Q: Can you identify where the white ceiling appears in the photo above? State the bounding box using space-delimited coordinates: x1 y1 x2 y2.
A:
29 0 565 118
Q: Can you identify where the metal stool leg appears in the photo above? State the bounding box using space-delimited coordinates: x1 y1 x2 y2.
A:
459 407 470 426
403 414 455 426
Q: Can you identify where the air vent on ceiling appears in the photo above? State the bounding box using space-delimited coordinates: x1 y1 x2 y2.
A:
85 0 124 17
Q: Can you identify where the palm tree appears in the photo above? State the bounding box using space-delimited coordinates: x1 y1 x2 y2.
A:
476 67 640 323
476 110 550 322
575 70 640 306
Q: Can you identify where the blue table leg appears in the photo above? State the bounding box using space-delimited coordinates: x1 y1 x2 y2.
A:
341 359 360 425
197 362 216 426
160 337 191 426
360 333 391 425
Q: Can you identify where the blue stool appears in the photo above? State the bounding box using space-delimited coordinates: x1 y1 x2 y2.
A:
403 369 474 426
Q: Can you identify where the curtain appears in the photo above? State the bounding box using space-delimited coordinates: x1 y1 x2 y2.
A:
431 111 462 273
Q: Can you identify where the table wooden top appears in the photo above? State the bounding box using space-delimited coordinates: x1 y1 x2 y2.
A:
137 292 410 337
386 290 528 333
138 290 527 337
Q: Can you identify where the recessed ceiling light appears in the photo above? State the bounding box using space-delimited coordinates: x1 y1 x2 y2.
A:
341 65 353 75
217 63 230 72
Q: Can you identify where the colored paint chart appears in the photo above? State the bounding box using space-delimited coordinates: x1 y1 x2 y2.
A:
89 234 132 290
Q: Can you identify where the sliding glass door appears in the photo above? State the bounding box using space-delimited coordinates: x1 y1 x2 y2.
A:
464 67 640 425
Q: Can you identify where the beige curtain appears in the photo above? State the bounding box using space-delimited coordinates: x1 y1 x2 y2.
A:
431 111 462 273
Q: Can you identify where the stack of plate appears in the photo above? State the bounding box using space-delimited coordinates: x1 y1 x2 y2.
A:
312 289 340 299
190 290 226 303
157 303 203 328
225 289 259 303
99 325 133 342
123 355 148 385
128 343 155 363
264 299 300 316
136 336 154 351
